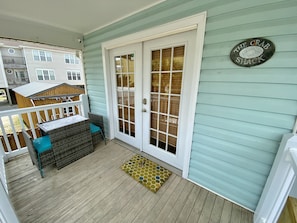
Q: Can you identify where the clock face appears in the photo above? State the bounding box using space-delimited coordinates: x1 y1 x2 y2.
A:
230 38 275 67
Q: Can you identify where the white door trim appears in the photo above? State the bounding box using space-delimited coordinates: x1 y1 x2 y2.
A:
102 11 207 177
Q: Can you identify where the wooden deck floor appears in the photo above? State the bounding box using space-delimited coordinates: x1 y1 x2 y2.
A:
6 140 254 223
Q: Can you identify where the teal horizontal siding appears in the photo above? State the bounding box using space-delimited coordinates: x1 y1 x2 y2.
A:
202 52 297 69
198 93 297 115
189 162 260 210
190 150 264 194
196 104 295 130
200 68 297 84
83 0 297 211
195 114 291 141
192 133 276 165
199 82 297 100
195 125 279 153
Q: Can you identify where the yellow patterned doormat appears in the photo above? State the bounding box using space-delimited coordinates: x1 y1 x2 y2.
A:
121 155 172 193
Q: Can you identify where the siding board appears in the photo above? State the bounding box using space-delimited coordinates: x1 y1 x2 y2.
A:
202 52 297 69
195 125 279 152
188 165 259 210
83 0 297 211
206 2 297 31
195 114 291 141
192 134 276 165
198 82 297 100
200 68 297 84
205 17 297 44
197 93 297 115
191 151 263 194
196 104 295 129
191 143 269 184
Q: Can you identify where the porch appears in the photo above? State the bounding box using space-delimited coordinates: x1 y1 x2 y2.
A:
6 140 253 223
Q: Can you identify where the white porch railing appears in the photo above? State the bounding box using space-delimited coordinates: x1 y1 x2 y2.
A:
254 133 297 223
0 94 89 160
0 94 89 223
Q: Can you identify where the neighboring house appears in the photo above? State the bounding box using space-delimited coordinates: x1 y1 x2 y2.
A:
13 82 85 127
0 39 85 104
22 46 84 87
1 0 297 220
0 45 29 104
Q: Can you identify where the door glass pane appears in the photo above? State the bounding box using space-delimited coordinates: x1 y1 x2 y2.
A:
151 74 159 92
160 95 168 114
116 74 122 87
162 48 171 71
173 46 184 71
129 92 134 106
161 73 170 93
152 50 160 71
172 73 182 94
151 94 159 112
149 46 185 154
114 53 135 137
130 108 135 122
129 74 135 88
170 96 180 116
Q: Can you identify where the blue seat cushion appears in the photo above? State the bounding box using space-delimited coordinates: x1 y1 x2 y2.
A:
90 123 102 134
33 135 52 154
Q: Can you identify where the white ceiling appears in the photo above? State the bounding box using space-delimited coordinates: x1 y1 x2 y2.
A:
0 0 164 34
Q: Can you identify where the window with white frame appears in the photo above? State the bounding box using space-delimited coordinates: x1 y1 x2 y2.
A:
33 50 52 62
67 71 81 80
64 54 79 64
36 69 55 80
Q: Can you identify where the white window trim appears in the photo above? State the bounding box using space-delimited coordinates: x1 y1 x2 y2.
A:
64 54 79 64
101 11 207 177
32 50 53 62
67 70 81 80
36 69 55 80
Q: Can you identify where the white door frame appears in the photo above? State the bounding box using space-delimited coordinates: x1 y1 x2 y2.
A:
102 11 207 177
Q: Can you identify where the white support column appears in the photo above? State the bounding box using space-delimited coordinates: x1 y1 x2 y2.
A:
254 134 297 223
79 94 89 118
0 179 20 223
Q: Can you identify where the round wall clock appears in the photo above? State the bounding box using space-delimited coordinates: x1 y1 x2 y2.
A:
230 37 275 67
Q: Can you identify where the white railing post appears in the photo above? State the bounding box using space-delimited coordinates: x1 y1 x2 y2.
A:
254 133 297 223
80 94 89 118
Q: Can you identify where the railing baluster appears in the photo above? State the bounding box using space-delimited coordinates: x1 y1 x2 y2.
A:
9 115 21 149
0 117 11 153
58 107 63 118
52 108 57 120
36 111 42 123
44 110 50 121
18 114 25 130
27 113 37 139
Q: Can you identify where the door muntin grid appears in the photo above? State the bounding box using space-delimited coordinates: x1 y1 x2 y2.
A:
150 46 185 154
114 54 135 137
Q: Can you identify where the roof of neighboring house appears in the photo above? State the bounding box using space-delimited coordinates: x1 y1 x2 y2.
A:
12 82 83 98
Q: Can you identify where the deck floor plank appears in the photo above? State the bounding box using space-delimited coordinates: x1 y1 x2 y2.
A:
198 191 216 223
176 185 201 223
186 187 209 222
153 178 188 223
5 140 254 223
133 175 181 223
209 195 225 223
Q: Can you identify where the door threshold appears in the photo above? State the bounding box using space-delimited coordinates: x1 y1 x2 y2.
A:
113 138 182 176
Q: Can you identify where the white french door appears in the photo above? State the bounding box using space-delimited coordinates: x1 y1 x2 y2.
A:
109 30 196 169
109 43 143 149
